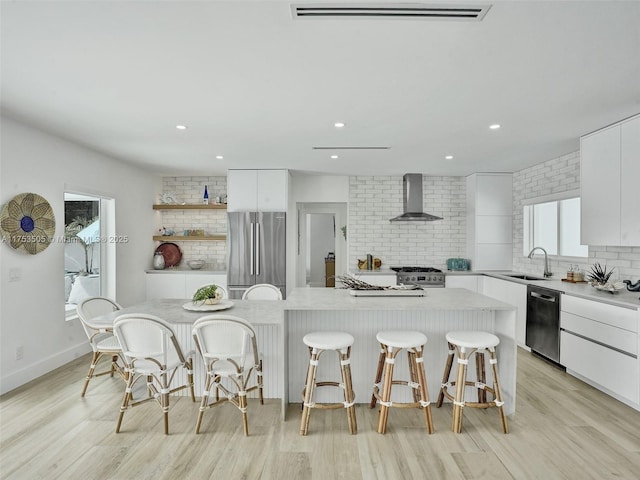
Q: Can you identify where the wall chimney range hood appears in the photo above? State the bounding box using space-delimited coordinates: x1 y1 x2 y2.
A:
390 173 443 222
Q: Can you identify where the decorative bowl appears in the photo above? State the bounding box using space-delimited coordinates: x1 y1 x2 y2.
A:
187 260 205 270
589 281 625 294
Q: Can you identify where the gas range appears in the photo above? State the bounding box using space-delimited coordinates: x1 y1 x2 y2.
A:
390 267 445 288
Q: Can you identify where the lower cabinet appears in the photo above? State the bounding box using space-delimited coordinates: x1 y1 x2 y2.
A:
560 294 639 407
561 331 638 405
481 277 527 347
445 275 481 292
146 273 227 300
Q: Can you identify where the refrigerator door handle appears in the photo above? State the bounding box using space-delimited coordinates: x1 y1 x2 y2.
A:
256 223 261 276
250 222 255 275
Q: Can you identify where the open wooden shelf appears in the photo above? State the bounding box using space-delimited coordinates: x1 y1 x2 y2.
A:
153 235 226 242
152 204 227 210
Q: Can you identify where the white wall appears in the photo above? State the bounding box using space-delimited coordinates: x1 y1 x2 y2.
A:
0 116 160 394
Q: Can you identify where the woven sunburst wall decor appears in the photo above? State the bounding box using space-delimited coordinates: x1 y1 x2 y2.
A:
0 192 56 254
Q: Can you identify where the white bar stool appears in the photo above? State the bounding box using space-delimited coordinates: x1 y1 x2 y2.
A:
300 331 357 435
370 330 434 434
436 331 509 434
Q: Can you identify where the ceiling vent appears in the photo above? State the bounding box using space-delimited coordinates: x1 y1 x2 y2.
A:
291 3 492 21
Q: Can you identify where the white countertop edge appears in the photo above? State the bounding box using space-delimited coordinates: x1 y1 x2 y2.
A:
145 269 227 275
448 270 640 310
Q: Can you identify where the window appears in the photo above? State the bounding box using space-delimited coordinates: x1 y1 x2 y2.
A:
523 195 587 258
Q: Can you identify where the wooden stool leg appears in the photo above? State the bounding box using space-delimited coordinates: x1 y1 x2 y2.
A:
81 351 100 397
115 371 135 433
339 347 357 435
370 346 386 408
162 371 169 435
377 346 397 434
408 349 420 403
437 342 455 407
240 391 249 436
475 351 487 404
195 372 213 433
489 347 509 434
300 348 319 436
414 347 434 434
452 346 468 433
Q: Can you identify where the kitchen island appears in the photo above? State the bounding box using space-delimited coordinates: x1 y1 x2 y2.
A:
94 288 517 419
283 287 517 416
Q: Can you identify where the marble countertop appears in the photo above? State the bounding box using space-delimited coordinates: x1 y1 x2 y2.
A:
93 298 283 326
285 287 514 311
447 270 640 309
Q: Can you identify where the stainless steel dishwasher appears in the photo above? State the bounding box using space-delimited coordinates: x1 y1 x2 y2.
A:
526 285 562 364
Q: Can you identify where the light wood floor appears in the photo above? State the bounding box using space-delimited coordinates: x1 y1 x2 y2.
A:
1 348 639 479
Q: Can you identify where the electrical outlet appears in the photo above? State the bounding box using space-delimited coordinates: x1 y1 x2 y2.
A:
16 345 24 360
9 268 22 282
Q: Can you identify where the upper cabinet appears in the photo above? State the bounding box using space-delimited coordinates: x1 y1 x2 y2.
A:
581 114 640 246
466 173 513 271
227 169 289 212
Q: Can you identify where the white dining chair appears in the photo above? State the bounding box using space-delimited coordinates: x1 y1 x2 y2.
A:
192 314 264 435
77 297 127 397
113 313 195 434
242 283 282 300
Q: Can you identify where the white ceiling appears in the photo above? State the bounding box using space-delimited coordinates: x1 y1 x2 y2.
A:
1 1 639 177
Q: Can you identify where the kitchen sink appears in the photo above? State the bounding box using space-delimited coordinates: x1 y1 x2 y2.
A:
503 273 548 281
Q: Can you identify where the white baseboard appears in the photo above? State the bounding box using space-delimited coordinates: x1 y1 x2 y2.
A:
0 342 91 395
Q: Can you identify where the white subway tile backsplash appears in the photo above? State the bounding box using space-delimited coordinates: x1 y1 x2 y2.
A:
349 175 466 270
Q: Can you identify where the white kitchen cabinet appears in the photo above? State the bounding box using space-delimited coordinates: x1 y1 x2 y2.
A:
445 275 480 292
482 277 527 347
466 173 513 270
621 116 640 245
560 294 639 407
581 114 640 246
146 273 227 300
227 169 288 212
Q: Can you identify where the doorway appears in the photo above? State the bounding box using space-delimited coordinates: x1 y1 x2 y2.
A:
64 192 116 318
296 203 347 288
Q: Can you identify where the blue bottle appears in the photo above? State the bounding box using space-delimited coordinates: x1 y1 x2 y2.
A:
203 185 209 205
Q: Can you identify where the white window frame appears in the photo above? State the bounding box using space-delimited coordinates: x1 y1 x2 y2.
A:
522 190 588 260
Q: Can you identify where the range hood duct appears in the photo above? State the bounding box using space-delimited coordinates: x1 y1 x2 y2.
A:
390 173 443 222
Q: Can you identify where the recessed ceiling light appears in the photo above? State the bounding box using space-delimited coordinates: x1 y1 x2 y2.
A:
445 155 454 160
215 155 224 160
489 124 501 130
176 125 188 130
330 154 339 159
334 122 345 128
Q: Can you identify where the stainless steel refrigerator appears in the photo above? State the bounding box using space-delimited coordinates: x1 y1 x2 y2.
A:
227 212 286 299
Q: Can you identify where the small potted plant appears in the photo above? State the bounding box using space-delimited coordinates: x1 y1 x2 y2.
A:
586 263 624 293
192 284 222 305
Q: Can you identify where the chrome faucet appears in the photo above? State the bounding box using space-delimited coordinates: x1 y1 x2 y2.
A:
528 247 552 277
